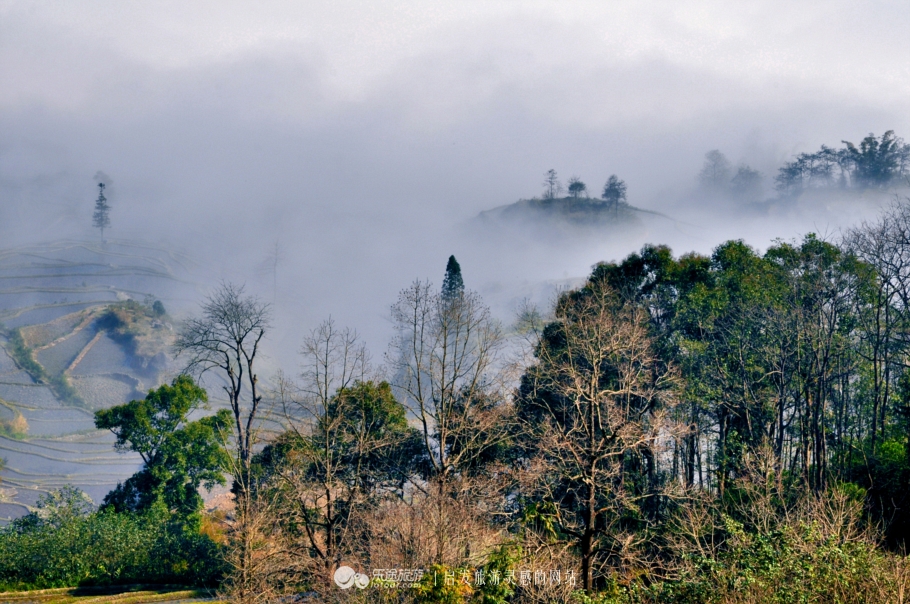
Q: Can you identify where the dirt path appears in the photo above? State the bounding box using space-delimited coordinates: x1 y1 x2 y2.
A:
64 331 104 375
33 311 99 353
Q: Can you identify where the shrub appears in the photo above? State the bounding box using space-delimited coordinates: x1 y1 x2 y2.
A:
0 487 225 590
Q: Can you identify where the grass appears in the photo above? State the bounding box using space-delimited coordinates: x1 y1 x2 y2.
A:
0 585 221 603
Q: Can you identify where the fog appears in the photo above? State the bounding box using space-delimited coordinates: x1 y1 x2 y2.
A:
1 0 909 370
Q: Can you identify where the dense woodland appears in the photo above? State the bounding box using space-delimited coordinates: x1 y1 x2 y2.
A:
3 135 910 602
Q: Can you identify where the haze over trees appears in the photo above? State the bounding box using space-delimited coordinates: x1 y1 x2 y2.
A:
698 149 732 192
5 137 910 601
5 207 910 600
775 131 910 196
92 182 111 241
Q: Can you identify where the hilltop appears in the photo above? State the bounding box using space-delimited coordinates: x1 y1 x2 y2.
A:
476 195 648 228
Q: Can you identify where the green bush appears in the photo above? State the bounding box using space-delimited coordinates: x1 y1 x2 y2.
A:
0 486 224 590
5 328 86 408
568 518 907 604
6 327 45 380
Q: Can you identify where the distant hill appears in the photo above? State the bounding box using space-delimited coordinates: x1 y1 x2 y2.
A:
475 196 657 227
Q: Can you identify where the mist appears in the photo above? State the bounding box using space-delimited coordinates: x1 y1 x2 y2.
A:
2 0 908 371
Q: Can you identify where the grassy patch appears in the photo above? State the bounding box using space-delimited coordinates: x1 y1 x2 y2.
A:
0 585 218 603
0 411 28 439
7 328 45 378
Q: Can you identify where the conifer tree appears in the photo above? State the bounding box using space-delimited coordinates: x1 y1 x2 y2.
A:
92 182 111 241
442 255 464 301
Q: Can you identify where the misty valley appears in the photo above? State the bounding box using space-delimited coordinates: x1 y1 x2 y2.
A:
0 129 909 603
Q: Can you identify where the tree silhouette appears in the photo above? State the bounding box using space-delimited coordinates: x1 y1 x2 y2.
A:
567 176 587 198
92 183 111 241
442 255 464 301
542 169 562 199
730 165 763 200
699 150 732 192
601 174 627 220
842 131 910 188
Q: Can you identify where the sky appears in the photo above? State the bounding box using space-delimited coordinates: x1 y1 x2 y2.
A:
1 0 909 366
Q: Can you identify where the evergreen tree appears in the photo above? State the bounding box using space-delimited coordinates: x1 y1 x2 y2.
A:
92 182 111 241
442 255 464 301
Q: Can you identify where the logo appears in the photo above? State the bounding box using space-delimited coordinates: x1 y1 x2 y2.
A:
334 565 370 589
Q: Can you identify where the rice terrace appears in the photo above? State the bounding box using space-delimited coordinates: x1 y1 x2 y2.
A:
0 240 194 519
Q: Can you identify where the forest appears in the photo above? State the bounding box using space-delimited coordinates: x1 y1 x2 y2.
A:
2 134 910 601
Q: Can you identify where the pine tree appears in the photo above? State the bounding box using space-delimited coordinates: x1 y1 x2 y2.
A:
92 182 111 241
442 255 464 301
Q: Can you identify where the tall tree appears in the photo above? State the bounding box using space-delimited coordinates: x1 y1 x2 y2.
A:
441 255 464 302
175 283 271 490
92 182 111 241
601 175 627 220
387 280 511 562
699 150 732 193
517 278 680 592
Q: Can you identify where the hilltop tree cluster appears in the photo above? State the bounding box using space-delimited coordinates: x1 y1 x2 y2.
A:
541 169 629 210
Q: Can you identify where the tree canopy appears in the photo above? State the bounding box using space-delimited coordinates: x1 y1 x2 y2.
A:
94 375 230 519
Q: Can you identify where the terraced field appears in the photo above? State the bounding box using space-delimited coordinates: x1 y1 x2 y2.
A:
0 240 199 522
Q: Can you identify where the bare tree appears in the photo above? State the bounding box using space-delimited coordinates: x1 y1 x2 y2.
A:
219 452 300 604
283 320 372 579
175 282 270 487
387 280 512 564
517 280 681 592
388 281 509 482
542 169 562 200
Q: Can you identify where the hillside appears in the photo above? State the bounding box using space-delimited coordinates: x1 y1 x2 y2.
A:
0 240 197 521
476 196 651 227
